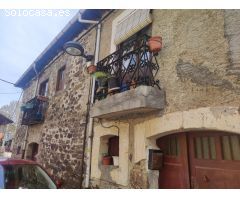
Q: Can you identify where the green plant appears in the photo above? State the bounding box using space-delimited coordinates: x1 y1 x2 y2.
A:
92 71 109 79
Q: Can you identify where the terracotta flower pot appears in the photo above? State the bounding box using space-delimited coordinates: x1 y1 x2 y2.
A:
148 36 162 53
102 156 113 165
87 64 97 74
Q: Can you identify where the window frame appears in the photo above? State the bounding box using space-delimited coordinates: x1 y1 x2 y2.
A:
39 79 49 97
56 66 66 92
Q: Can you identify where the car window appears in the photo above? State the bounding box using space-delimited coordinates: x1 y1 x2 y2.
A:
3 164 57 189
0 165 4 189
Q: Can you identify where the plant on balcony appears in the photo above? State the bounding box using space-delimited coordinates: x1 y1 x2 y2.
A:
94 34 160 102
93 71 109 93
21 96 48 125
107 75 120 93
148 36 162 54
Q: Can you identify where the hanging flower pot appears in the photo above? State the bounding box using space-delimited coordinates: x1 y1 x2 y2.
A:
102 156 113 165
87 64 97 74
148 36 162 53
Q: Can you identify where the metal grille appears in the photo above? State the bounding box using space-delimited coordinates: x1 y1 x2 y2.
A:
94 34 160 101
21 96 48 125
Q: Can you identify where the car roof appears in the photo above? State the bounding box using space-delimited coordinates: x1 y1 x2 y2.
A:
0 158 37 165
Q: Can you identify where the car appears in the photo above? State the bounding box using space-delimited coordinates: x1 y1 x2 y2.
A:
0 158 61 189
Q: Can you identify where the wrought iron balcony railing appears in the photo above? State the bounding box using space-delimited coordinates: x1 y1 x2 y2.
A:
21 96 48 125
94 34 160 101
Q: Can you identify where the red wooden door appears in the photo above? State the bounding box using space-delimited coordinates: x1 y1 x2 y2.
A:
157 131 240 189
157 133 190 188
188 132 240 189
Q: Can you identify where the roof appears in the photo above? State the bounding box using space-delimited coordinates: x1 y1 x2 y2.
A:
0 158 37 165
0 113 13 125
15 9 108 88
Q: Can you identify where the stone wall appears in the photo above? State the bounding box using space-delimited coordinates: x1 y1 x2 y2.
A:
12 25 96 188
152 10 240 114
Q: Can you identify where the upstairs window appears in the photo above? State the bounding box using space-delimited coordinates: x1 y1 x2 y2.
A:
113 9 152 46
56 66 66 91
39 80 49 96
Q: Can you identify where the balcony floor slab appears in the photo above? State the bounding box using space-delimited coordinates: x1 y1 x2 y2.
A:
91 86 165 119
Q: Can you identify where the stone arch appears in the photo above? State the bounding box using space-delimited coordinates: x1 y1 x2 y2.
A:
143 106 240 189
26 142 39 161
146 106 240 141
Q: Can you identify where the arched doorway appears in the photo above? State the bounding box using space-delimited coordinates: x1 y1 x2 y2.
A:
26 142 39 161
157 131 240 188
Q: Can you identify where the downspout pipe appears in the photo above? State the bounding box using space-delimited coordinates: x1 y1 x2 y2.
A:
84 22 101 188
21 63 39 159
74 12 101 188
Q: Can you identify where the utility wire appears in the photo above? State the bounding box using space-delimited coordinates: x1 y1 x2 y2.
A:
0 78 15 85
0 92 21 94
11 90 23 122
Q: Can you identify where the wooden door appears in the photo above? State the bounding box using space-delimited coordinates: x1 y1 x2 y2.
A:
188 132 240 189
157 133 190 188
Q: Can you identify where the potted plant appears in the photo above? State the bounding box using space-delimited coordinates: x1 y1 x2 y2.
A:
102 153 113 165
108 75 120 93
148 36 162 53
93 71 109 93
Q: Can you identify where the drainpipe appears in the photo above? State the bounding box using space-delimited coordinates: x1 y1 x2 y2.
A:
22 63 39 159
84 23 101 188
73 11 101 188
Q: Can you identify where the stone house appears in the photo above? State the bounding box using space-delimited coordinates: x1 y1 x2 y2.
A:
13 9 240 189
0 112 13 155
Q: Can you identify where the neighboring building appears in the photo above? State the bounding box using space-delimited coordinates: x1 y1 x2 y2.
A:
0 113 13 126
0 112 13 155
13 9 240 189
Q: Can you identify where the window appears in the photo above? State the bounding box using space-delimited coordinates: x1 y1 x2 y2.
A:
194 136 216 160
108 136 119 156
111 9 152 51
100 135 119 166
117 26 152 88
221 135 240 161
56 66 66 91
39 80 49 96
157 135 180 157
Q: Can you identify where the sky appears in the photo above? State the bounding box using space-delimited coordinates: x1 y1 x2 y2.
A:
0 9 78 107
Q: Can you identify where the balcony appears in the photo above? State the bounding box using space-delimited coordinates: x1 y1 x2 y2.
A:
91 35 165 119
21 96 48 125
